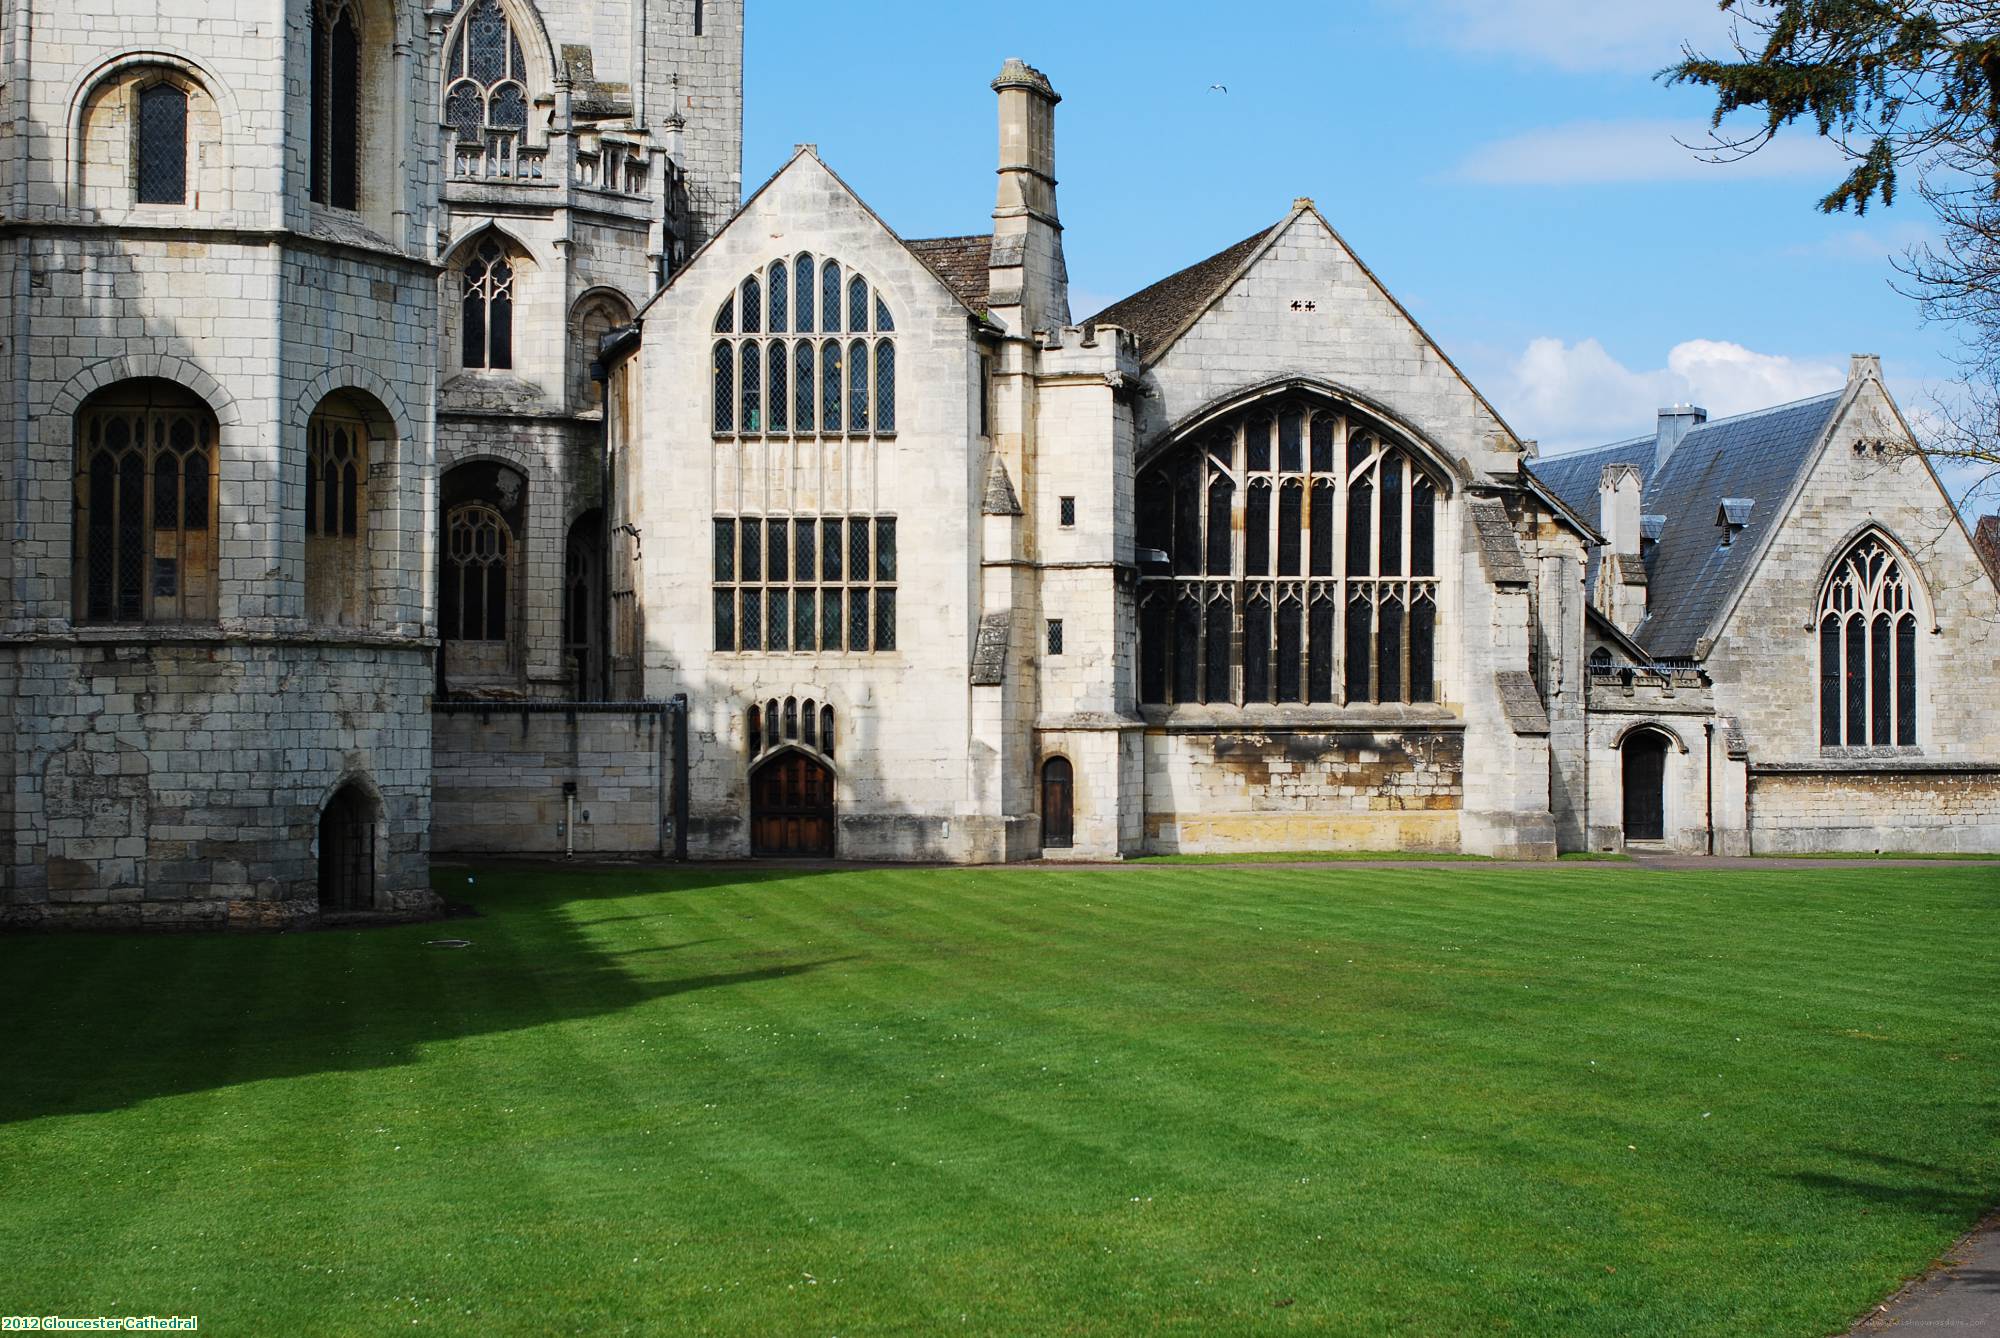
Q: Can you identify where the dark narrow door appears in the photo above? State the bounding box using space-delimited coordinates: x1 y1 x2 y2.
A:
751 753 835 856
318 786 375 912
1621 733 1667 842
1042 757 1074 849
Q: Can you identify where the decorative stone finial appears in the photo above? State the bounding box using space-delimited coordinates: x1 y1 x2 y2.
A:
992 58 1060 103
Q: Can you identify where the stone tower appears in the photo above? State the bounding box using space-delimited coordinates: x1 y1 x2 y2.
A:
0 0 444 924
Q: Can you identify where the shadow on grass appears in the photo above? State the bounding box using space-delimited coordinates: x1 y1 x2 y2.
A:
0 865 852 1126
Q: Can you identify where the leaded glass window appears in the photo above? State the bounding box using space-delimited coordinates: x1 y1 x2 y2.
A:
711 257 895 436
711 512 897 654
442 505 511 640
305 396 370 626
1817 534 1919 747
309 0 360 209
73 380 218 624
136 83 188 205
442 0 532 177
1136 398 1445 707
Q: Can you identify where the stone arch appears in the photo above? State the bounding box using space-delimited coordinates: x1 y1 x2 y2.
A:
1618 726 1674 844
439 0 559 107
45 355 240 445
568 286 637 410
1805 522 1939 633
291 365 413 446
1039 753 1075 850
1612 719 1691 755
303 385 398 628
63 49 241 208
314 771 384 913
442 224 541 381
1141 374 1471 487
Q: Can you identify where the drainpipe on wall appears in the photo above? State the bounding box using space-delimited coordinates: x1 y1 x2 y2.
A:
670 693 690 861
1703 722 1715 856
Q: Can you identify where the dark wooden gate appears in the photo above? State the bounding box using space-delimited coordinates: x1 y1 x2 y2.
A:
318 784 376 912
1041 756 1074 849
751 752 835 857
1621 732 1667 842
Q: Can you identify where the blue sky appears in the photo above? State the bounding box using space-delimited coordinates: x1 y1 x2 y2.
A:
743 0 1945 455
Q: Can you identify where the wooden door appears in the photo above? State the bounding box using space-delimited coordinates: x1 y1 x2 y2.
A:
1621 733 1667 842
751 753 836 857
1042 757 1074 849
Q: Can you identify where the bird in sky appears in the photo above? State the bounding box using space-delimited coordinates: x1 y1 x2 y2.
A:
1209 83 1228 93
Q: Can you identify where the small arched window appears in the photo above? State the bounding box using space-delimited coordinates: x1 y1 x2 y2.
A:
712 256 895 438
73 380 218 623
443 0 532 178
305 394 371 626
135 82 188 204
461 237 515 370
1818 535 1918 747
309 0 361 210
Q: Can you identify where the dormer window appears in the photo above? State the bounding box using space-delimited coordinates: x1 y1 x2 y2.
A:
1716 498 1752 547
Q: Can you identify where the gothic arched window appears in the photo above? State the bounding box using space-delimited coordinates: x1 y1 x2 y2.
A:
73 380 217 623
461 237 515 370
710 256 894 438
1817 534 1918 747
305 393 372 626
1136 399 1444 707
443 504 512 641
309 0 361 209
443 0 532 177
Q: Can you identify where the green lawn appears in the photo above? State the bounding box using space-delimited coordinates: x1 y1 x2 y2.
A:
2 863 1997 1337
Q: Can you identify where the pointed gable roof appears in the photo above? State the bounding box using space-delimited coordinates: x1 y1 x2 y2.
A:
905 235 993 312
1087 226 1275 363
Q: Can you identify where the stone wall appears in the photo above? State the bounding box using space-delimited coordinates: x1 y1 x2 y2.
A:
1142 724 1464 853
1748 766 2000 853
432 701 682 855
1 640 434 928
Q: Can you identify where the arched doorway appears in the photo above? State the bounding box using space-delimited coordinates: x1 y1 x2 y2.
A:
1041 757 1074 850
1621 730 1669 843
750 751 835 857
318 783 376 912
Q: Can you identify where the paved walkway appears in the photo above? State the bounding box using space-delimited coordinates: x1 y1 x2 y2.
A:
1849 1213 2000 1334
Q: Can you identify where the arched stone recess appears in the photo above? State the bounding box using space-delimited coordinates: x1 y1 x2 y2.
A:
62 49 242 209
299 380 406 629
291 365 414 446
568 286 637 411
1804 522 1940 633
1138 374 1473 488
312 768 388 913
1611 720 1691 755
45 354 240 443
745 690 839 765
441 223 550 396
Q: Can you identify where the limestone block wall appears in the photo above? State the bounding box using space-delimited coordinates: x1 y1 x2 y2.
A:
432 702 679 853
1 641 433 928
632 154 987 861
1747 766 2000 853
1141 724 1464 854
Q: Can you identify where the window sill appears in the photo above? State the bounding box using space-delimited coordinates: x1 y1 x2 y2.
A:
712 430 897 442
6 622 432 650
1140 702 1462 731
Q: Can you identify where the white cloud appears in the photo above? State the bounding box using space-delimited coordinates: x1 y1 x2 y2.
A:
1497 337 1844 453
1399 0 1736 74
1454 119 1845 186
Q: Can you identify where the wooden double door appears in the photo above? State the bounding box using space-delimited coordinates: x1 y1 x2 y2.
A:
751 752 836 857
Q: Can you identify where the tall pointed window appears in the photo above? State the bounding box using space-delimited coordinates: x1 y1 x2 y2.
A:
73 380 218 624
135 83 188 204
305 394 372 626
1818 534 1919 747
309 0 360 209
443 0 533 178
1136 398 1444 707
461 237 515 370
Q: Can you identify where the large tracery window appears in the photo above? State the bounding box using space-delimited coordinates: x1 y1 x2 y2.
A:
461 237 515 370
309 0 361 210
1818 535 1918 747
438 461 525 675
712 515 897 654
443 0 533 178
73 380 218 624
711 254 895 436
1137 400 1443 707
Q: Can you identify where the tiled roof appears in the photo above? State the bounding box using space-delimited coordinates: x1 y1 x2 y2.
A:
1086 226 1276 363
905 235 992 312
1975 514 2000 588
1528 392 1844 660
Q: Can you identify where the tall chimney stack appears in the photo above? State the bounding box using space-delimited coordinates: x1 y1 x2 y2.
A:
986 58 1069 336
1655 403 1706 471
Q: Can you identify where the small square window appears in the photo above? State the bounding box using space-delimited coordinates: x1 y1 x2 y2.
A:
1059 496 1076 528
1046 618 1064 656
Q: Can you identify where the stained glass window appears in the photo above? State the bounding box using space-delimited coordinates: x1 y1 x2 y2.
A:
136 83 187 204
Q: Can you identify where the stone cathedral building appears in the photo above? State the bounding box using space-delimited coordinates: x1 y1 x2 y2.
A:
2 2 1996 926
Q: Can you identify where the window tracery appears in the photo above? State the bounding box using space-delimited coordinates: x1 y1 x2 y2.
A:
305 397 370 626
461 237 515 370
309 0 361 209
1137 400 1443 706
73 380 217 624
712 515 897 654
1818 534 1917 747
443 0 532 176
712 255 895 436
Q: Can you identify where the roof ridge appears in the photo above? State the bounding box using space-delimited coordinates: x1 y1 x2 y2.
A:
1683 388 1843 432
906 232 993 245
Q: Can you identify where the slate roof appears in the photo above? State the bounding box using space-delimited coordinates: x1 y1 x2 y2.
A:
1528 391 1845 660
905 235 992 312
1086 226 1275 362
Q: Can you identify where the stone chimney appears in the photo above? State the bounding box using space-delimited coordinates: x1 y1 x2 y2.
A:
986 58 1069 336
1655 403 1706 471
1597 463 1648 631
